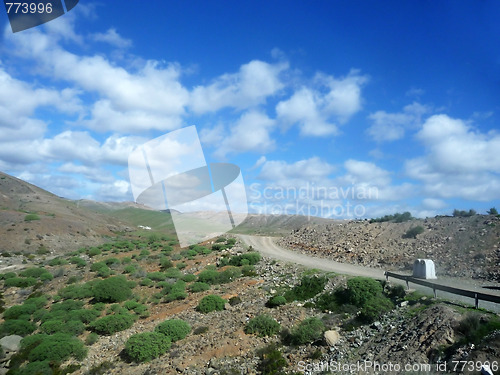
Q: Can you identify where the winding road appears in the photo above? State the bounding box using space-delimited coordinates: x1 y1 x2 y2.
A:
238 235 500 313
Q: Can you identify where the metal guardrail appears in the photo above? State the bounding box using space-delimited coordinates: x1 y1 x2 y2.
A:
384 271 500 309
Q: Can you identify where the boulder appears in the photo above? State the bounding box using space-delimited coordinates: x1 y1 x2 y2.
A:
324 330 341 346
0 335 22 352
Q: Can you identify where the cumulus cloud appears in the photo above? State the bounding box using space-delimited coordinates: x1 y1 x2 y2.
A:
205 111 276 158
367 102 430 142
406 114 500 200
90 28 132 48
5 26 189 133
190 60 288 113
258 157 335 182
276 69 368 136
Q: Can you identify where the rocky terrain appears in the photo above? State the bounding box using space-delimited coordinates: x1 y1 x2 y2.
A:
0 172 499 375
279 215 500 281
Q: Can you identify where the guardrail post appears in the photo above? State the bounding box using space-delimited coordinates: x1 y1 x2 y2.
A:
475 293 478 309
405 277 409 290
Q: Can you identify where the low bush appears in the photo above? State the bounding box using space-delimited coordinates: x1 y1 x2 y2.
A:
189 282 210 293
245 315 280 337
92 276 133 303
4 277 37 288
403 226 425 239
40 319 85 335
288 317 325 345
0 319 36 336
88 313 135 335
27 333 87 362
256 344 287 375
24 214 40 221
197 295 226 313
125 332 171 363
155 319 191 342
197 269 220 284
284 275 327 302
85 332 99 345
266 295 287 308
181 274 196 282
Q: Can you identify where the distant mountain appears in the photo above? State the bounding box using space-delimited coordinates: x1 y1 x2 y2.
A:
0 172 136 254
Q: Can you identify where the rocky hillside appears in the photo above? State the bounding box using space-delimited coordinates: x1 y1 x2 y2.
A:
0 172 153 255
1 236 498 375
279 215 500 281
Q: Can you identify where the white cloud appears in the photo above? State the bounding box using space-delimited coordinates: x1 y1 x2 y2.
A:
367 102 430 142
422 198 447 210
90 28 132 48
406 114 500 200
258 157 335 182
276 70 368 136
190 60 288 113
5 27 189 133
208 111 276 158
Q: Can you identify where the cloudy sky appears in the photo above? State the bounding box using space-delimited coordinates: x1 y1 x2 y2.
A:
1 1 499 219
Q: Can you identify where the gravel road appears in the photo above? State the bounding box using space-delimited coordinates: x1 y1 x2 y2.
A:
238 234 500 313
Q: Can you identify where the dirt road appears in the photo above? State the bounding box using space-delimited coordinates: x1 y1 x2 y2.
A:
238 235 500 312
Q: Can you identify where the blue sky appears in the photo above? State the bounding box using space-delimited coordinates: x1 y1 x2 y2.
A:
0 1 499 219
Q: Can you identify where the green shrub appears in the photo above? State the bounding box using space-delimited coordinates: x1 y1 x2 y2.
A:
230 252 261 266
147 272 166 281
0 319 36 336
457 313 500 344
181 274 196 282
189 282 210 293
403 226 425 239
245 315 280 337
40 319 85 335
453 209 476 217
338 277 384 307
88 248 102 257
217 266 242 283
68 309 100 324
197 295 226 313
487 207 498 215
85 332 99 345
69 257 86 268
3 272 16 279
125 332 171 363
358 297 393 323
24 214 40 221
58 283 93 300
19 267 47 278
285 275 327 302
266 295 287 308
3 304 37 320
92 276 133 303
160 258 173 270
315 292 340 312
197 269 220 284
27 333 87 362
288 317 325 345
141 278 153 287
39 272 53 282
256 344 287 375
88 313 135 335
176 262 187 270
51 299 84 312
155 319 191 342
164 268 182 279
123 265 136 274
4 277 37 288
48 257 68 266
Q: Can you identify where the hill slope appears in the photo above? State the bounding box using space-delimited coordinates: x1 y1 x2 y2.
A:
279 216 500 281
0 172 133 254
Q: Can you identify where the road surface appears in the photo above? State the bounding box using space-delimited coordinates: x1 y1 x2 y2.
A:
238 235 500 313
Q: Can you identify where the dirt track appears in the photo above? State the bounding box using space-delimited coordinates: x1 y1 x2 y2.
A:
238 235 500 312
